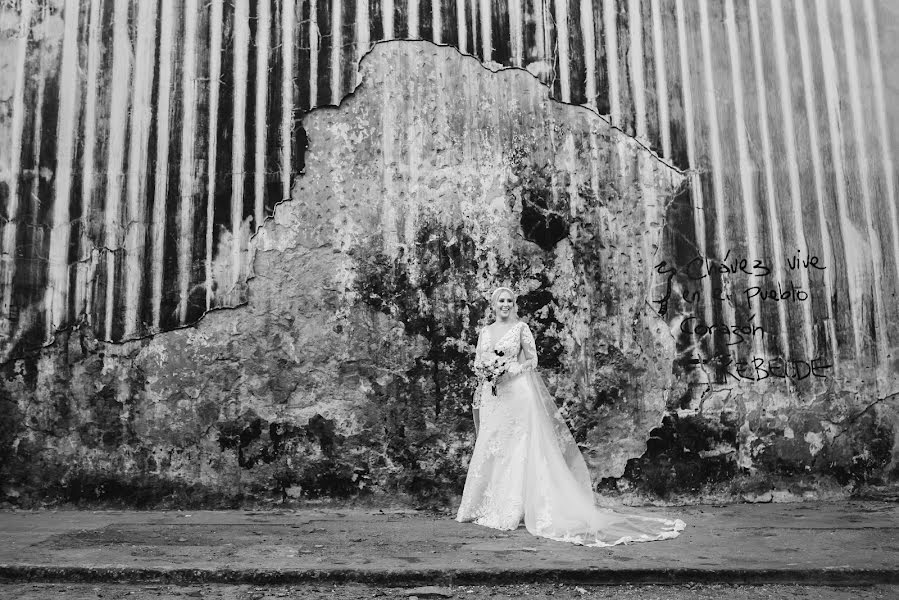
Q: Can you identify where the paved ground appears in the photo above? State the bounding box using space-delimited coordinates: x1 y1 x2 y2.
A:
1 583 897 599
0 501 897 587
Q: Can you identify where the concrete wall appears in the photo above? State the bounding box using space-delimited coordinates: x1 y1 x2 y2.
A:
1 0 897 506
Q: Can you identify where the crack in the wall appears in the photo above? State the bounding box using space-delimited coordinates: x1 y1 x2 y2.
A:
4 36 898 504
4 38 685 367
830 392 899 442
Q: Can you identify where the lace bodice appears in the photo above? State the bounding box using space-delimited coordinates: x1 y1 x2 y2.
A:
472 321 538 408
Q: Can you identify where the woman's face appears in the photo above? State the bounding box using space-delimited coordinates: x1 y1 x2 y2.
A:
495 291 515 319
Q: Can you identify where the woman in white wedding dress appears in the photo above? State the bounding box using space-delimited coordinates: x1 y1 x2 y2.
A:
456 287 686 547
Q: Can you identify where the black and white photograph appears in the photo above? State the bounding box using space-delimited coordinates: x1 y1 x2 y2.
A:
0 0 897 598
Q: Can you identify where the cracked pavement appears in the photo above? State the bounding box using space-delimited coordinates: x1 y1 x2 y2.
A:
0 501 897 586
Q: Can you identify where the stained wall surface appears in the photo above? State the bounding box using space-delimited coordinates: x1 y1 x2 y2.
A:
0 0 897 505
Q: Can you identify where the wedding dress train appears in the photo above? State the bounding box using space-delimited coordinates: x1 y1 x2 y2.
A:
456 320 686 546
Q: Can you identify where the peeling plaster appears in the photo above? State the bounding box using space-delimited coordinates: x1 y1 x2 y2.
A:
805 431 824 457
1 36 898 507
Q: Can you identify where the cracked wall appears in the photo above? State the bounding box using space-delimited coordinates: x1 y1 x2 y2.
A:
3 42 690 505
2 1 899 506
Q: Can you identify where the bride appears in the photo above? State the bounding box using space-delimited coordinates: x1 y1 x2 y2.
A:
456 287 686 547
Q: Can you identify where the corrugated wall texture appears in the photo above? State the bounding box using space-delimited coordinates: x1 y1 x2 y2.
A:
1 0 898 373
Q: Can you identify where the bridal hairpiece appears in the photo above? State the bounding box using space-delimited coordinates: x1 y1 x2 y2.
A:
490 286 517 306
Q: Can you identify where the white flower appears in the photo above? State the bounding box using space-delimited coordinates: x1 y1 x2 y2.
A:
475 349 512 395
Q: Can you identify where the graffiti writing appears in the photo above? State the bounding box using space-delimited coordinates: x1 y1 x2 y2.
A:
653 250 826 315
785 249 826 271
654 249 771 281
744 282 809 303
685 353 834 382
653 249 832 383
680 316 765 347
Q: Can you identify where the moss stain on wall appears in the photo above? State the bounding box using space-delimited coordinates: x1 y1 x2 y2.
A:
1 41 897 507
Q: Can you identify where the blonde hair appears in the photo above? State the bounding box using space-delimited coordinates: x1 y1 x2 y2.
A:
490 287 518 319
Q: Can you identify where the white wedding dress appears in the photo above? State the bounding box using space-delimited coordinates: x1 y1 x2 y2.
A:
456 320 686 546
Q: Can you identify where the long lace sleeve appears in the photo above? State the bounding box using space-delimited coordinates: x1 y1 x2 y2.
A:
472 328 487 409
520 323 538 371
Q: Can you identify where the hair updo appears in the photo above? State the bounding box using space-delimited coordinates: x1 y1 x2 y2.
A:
490 287 518 319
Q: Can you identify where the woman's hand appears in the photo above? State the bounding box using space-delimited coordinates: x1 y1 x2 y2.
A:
507 362 522 376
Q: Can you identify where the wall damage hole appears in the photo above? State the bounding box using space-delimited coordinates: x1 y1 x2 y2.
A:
515 167 570 251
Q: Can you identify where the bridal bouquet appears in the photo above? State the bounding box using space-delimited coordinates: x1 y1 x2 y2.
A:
475 350 511 396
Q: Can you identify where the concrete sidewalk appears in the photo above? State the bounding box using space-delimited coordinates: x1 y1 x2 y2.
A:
0 501 896 586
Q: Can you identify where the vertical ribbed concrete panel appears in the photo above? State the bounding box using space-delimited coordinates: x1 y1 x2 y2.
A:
73 0 102 324
383 0 394 37
151 1 176 330
206 0 224 311
177 1 201 325
839 0 886 363
794 0 837 363
555 0 570 101
231 0 250 305
1 1 899 506
815 2 862 361
255 0 271 236
331 0 343 103
771 0 814 360
603 0 621 129
650 0 670 159
745 0 787 359
1 0 897 379
0 2 32 345
697 0 733 335
432 0 442 44
102 0 132 340
722 0 759 357
44 0 80 338
673 0 711 335
122 0 158 337
863 0 899 352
